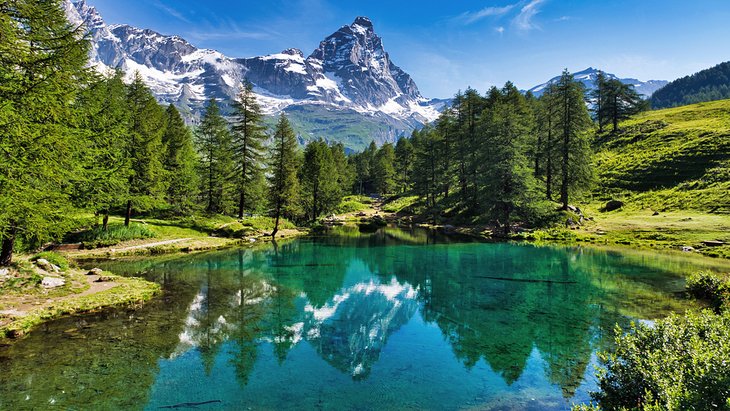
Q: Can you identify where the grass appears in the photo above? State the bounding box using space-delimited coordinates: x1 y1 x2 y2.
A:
66 223 157 249
0 273 160 339
382 195 419 213
31 251 69 271
593 99 730 213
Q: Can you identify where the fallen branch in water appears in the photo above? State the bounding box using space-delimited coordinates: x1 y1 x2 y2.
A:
473 275 577 284
158 400 222 409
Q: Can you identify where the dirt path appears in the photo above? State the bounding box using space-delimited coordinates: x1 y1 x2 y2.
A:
112 238 191 251
0 274 120 319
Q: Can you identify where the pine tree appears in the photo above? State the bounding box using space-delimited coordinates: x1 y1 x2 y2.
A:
124 73 166 225
0 0 90 265
372 142 396 195
300 140 341 221
553 70 594 210
536 83 561 200
268 114 300 238
479 82 541 235
197 99 234 215
330 142 355 196
590 71 609 132
75 71 131 230
231 80 266 218
395 137 414 193
603 78 647 132
162 104 199 214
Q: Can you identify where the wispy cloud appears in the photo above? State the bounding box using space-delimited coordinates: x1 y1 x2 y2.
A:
454 0 547 33
512 0 546 32
455 4 517 24
153 1 191 24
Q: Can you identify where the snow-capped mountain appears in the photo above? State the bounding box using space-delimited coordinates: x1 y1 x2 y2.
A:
528 67 668 98
64 0 443 150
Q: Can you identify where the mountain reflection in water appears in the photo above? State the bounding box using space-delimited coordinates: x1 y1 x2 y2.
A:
1 226 720 410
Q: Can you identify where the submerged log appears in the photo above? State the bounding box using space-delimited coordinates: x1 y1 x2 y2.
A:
473 275 577 284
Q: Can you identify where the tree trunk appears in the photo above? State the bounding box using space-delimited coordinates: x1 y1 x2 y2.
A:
238 190 245 219
102 211 110 231
271 205 281 239
125 200 132 227
0 223 18 267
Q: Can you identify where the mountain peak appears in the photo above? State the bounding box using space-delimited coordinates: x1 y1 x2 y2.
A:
352 16 373 28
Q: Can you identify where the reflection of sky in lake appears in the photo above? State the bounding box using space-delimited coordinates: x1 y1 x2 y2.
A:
2 228 723 410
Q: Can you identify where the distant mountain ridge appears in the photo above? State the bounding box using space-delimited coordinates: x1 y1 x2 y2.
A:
650 61 730 109
63 0 445 151
529 67 668 98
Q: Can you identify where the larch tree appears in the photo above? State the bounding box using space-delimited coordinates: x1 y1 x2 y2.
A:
231 80 266 218
124 73 166 225
268 114 300 238
553 70 594 210
162 104 199 214
300 139 341 221
394 137 414 194
197 98 234 215
0 0 90 265
75 71 131 230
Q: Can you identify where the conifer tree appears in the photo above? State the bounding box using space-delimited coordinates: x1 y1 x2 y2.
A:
372 142 396 195
75 71 131 230
231 80 266 218
268 114 300 238
300 140 341 221
553 70 594 210
395 137 414 193
479 82 541 235
124 73 166 225
330 142 355 196
197 99 234 215
162 104 199 214
0 0 90 265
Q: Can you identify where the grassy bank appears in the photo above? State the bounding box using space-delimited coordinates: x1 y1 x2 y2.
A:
0 253 160 339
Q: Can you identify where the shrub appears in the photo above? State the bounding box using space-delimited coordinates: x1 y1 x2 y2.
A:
686 271 730 312
31 251 69 271
592 310 730 410
335 200 368 214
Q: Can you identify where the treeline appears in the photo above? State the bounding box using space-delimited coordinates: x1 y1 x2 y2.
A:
0 0 355 265
651 61 730 109
352 72 598 235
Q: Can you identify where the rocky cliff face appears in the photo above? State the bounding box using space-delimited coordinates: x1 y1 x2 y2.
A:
64 1 442 150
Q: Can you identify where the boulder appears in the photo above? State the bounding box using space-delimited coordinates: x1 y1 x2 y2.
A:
603 200 624 212
702 240 725 247
652 211 660 216
35 258 55 272
42 277 65 288
94 275 115 283
0 268 9 278
87 268 104 276
681 246 695 252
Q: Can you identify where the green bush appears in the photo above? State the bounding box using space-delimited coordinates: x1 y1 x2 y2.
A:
31 251 69 271
335 200 368 214
382 195 418 213
686 271 729 313
592 310 730 410
70 223 156 249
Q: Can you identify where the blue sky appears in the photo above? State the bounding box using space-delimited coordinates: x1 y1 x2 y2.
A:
88 0 730 98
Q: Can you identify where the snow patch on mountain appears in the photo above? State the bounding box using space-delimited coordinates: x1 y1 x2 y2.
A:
529 67 668 98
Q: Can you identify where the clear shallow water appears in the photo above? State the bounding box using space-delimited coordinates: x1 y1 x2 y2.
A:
1 227 724 410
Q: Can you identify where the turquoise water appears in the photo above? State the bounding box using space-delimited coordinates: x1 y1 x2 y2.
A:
0 227 718 410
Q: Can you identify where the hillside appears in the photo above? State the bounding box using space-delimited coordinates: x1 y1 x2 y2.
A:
650 61 730 109
594 99 730 212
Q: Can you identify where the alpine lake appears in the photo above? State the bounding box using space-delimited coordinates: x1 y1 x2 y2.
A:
2 226 728 410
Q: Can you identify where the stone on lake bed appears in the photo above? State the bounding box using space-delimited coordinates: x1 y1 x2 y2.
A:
42 277 65 288
35 258 58 273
